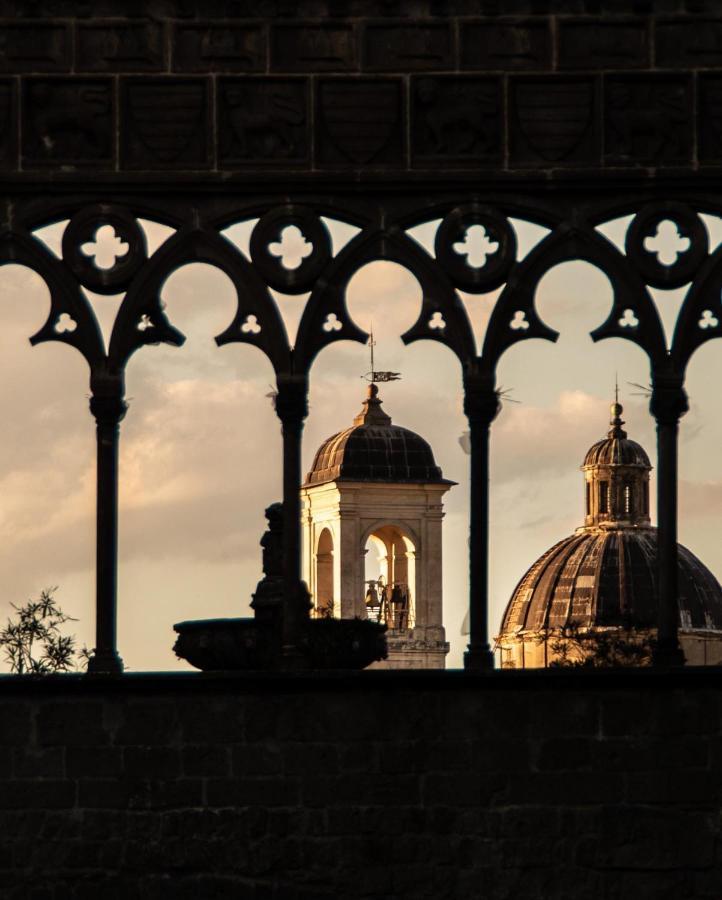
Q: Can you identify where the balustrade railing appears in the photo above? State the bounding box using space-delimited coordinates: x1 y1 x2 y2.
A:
5 194 720 671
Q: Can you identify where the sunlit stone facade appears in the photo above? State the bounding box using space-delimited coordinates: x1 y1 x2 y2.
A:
301 385 453 668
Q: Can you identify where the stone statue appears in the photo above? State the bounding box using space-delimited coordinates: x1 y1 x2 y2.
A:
260 502 283 578
251 502 285 624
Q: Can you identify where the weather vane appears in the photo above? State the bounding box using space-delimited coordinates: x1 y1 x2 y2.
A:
361 325 401 384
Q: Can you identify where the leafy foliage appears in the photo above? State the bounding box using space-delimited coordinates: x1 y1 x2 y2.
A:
0 588 90 674
536 620 655 668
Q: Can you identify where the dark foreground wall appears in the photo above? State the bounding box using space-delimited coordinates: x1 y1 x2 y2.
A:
1 668 721 900
1 3 722 180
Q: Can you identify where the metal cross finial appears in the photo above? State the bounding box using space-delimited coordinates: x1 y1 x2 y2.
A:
615 372 619 405
361 324 401 383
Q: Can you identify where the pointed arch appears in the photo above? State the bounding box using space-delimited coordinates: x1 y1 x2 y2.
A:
483 224 666 372
671 239 722 373
294 227 475 373
109 227 289 374
360 519 422 553
0 228 104 367
314 526 335 617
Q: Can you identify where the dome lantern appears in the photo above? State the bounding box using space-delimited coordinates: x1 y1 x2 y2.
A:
582 401 651 528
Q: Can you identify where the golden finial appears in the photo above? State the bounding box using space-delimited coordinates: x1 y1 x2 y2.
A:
609 377 626 438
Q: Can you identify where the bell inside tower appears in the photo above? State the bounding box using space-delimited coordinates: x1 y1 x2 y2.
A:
364 526 416 631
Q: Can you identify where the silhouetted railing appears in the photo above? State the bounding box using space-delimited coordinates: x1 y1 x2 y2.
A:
7 198 720 671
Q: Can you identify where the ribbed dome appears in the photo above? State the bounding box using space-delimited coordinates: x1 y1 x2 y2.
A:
304 384 447 486
582 402 651 468
499 398 722 656
583 436 651 468
500 529 722 635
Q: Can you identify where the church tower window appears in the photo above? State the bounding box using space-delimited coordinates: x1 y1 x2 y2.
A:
600 481 609 514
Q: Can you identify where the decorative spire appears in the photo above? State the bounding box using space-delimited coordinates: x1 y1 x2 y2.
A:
608 385 627 439
354 382 392 426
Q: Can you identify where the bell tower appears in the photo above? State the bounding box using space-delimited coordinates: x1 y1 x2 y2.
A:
301 384 454 669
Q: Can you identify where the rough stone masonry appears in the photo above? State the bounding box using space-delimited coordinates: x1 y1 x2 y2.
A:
0 2 721 178
2 669 722 899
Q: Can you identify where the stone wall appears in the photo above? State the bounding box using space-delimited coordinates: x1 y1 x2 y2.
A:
1 4 722 179
2 668 720 899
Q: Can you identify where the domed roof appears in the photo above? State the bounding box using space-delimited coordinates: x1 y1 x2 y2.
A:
304 384 448 487
499 529 722 635
583 402 651 468
499 397 722 645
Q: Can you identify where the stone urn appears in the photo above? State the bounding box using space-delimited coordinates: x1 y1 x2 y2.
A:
173 615 387 671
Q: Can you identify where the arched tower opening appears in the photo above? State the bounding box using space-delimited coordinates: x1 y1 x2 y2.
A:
364 525 416 631
314 527 335 618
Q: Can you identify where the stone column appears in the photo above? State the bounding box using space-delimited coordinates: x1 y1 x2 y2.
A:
650 372 688 667
424 512 444 628
338 505 360 618
87 373 127 675
463 369 500 672
274 374 312 666
300 494 313 605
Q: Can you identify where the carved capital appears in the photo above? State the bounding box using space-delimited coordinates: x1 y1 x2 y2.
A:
90 375 128 425
463 372 500 426
275 374 309 424
650 374 688 426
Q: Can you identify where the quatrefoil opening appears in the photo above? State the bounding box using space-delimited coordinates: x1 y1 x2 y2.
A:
435 205 516 293
62 205 148 295
250 206 331 294
81 225 130 271
452 225 499 269
268 226 314 270
625 203 708 290
643 220 690 267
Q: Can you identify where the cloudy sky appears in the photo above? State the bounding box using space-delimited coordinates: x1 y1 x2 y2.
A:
1 214 721 671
